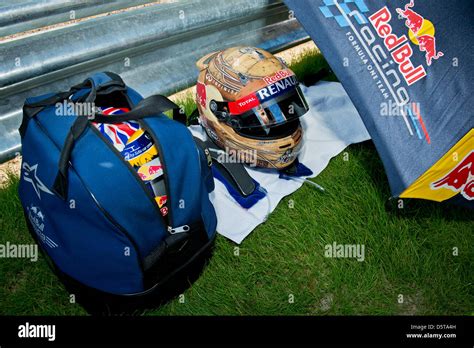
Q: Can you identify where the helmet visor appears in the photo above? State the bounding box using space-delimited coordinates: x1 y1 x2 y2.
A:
219 83 308 131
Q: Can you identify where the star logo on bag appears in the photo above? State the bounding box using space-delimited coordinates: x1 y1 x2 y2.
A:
22 162 53 199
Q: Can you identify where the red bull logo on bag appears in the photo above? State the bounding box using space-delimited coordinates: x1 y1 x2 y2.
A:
160 206 169 216
370 1 444 74
400 130 474 202
396 0 423 34
417 35 444 66
156 195 167 208
123 132 169 216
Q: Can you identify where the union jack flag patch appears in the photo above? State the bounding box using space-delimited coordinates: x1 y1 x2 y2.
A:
93 107 139 151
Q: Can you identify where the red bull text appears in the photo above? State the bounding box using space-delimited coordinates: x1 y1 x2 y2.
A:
369 6 426 86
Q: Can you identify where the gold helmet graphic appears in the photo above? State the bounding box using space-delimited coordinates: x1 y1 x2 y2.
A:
195 46 309 169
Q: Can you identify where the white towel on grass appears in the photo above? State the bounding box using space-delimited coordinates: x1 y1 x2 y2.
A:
189 81 371 244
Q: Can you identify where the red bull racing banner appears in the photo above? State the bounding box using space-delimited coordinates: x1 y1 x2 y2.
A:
285 0 473 206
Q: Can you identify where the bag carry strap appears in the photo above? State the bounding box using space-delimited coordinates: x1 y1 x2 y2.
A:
91 95 180 124
25 72 125 109
20 72 126 137
53 94 180 200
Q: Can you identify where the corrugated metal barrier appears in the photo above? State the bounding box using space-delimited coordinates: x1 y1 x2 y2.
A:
0 0 309 162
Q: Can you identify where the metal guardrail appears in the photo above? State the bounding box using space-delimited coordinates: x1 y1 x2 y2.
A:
0 0 155 38
0 0 309 163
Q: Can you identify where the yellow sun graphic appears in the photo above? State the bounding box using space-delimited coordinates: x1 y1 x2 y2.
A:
409 19 435 45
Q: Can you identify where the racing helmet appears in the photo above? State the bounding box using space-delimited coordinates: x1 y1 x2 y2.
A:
195 46 309 169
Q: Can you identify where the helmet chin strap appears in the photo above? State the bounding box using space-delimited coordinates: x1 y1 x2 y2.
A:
223 137 325 192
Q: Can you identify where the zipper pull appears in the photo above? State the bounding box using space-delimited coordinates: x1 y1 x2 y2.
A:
204 148 212 167
167 225 190 234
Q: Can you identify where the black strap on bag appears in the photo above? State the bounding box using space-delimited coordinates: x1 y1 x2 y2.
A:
19 72 126 137
91 95 180 123
53 94 180 200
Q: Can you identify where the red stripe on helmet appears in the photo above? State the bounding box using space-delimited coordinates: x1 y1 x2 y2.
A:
228 92 260 115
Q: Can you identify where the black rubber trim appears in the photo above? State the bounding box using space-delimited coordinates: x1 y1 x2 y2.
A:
26 214 216 315
142 220 204 271
194 137 256 196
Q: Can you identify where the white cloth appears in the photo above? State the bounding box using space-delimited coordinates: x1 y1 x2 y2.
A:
190 81 371 243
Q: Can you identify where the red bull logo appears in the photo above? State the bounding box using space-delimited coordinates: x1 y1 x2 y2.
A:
396 0 444 66
156 195 167 208
160 206 169 216
369 1 444 86
417 35 444 66
196 82 207 109
263 69 292 85
431 151 474 200
369 7 426 86
148 165 162 176
137 157 163 181
396 0 423 34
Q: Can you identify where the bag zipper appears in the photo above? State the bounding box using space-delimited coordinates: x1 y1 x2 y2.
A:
137 119 178 232
88 124 167 228
167 225 190 234
138 120 205 236
89 114 193 235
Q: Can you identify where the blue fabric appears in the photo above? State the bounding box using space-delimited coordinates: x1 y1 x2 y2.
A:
19 72 218 294
125 87 143 105
212 166 267 209
25 92 57 104
279 161 313 179
143 116 210 228
72 129 167 258
285 0 474 204
88 72 116 87
19 118 143 294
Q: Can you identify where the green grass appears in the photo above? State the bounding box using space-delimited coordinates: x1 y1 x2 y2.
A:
0 49 472 315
